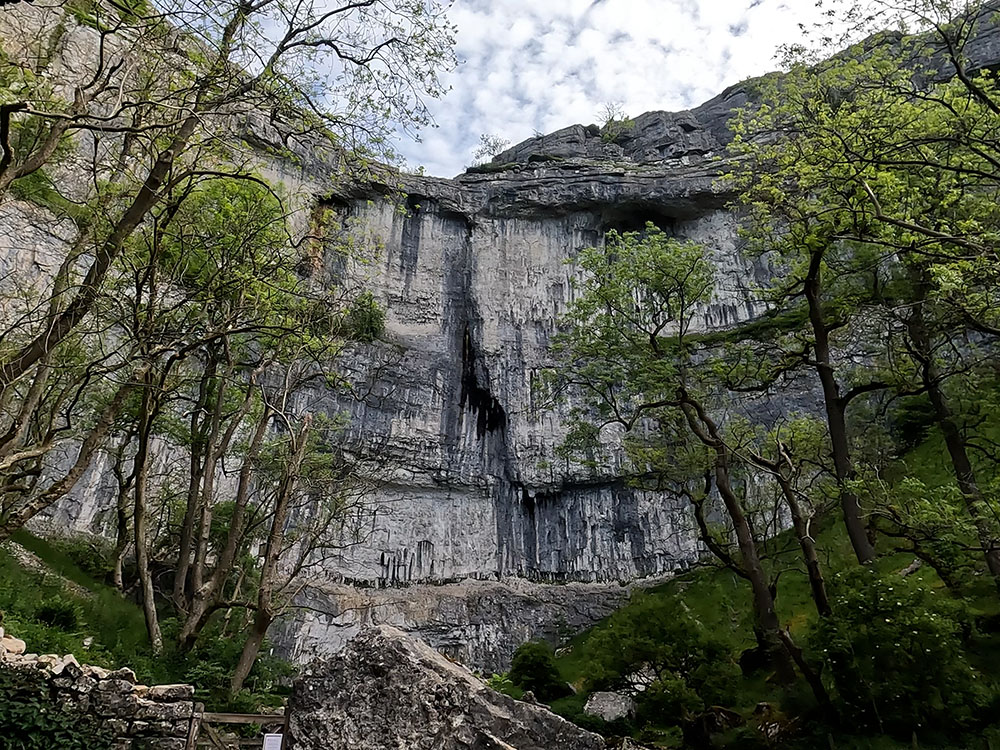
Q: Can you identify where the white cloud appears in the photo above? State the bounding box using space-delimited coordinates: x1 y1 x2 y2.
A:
396 0 835 177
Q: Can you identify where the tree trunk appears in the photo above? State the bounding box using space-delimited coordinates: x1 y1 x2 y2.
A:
133 372 163 655
0 114 200 394
111 432 136 593
229 609 273 695
775 460 832 617
229 415 311 696
681 399 796 683
173 361 215 608
804 249 876 564
0 377 136 543
178 404 270 649
904 276 1000 592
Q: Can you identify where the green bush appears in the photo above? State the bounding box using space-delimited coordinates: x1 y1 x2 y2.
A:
508 641 571 702
810 567 996 736
0 666 115 750
344 291 385 342
581 593 740 729
34 599 80 631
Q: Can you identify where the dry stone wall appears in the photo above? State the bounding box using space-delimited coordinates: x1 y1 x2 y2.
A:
0 628 200 750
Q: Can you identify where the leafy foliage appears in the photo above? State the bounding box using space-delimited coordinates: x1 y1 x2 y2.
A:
0 667 115 750
508 641 571 702
810 568 997 736
582 593 740 729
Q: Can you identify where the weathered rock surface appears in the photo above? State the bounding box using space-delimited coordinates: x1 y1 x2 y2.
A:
11 2 1000 671
287 625 606 750
274 576 632 674
584 692 636 723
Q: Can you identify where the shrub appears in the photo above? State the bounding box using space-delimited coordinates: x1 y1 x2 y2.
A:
810 567 995 736
581 593 740 729
0 666 115 750
34 599 81 631
344 291 385 342
508 641 571 702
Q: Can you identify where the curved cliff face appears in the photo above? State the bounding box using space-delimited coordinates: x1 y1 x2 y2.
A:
311 127 764 588
260 113 767 667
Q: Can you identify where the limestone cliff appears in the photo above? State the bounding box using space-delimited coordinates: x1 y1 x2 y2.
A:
11 1 1000 671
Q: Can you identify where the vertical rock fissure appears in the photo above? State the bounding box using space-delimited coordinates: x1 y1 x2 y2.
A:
459 324 508 438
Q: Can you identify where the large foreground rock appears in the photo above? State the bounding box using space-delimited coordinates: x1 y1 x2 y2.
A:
287 625 605 750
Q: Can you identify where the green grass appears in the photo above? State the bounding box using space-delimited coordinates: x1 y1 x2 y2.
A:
0 530 293 707
540 416 1000 748
0 531 155 674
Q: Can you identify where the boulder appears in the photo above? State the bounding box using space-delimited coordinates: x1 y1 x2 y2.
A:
0 635 26 655
287 625 606 750
583 692 635 723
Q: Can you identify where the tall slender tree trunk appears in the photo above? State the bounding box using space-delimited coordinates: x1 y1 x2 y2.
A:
230 416 311 696
905 275 1000 592
229 609 274 695
179 404 270 649
681 399 796 683
133 373 163 655
173 362 214 608
773 452 831 617
111 432 136 593
804 250 876 564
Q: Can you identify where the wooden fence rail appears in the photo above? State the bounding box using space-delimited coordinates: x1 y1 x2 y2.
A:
190 709 288 749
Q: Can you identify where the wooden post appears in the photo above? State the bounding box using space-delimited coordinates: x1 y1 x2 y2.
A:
185 702 204 750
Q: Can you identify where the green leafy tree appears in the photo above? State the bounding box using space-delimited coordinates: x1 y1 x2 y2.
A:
550 223 796 683
582 593 740 730
810 567 994 736
728 0 1000 585
508 641 570 702
0 0 455 552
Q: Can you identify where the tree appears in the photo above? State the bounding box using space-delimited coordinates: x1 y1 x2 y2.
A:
728 0 1000 585
0 0 455 543
550 223 796 683
472 133 511 165
582 593 740 731
508 641 570 702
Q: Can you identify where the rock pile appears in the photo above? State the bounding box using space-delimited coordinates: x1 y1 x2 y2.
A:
288 625 607 750
0 628 201 750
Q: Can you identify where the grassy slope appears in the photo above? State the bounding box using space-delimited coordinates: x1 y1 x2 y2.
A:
0 530 168 680
545 423 1000 748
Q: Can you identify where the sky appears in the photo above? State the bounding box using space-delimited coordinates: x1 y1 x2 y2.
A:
397 0 835 177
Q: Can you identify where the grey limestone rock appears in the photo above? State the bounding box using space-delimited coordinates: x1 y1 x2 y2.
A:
287 625 606 750
16 1 1000 674
583 692 636 723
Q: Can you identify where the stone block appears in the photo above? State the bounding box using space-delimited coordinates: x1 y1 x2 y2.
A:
146 683 195 702
288 625 606 750
133 698 194 722
105 718 129 735
0 636 26 655
107 667 138 684
583 692 635 723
